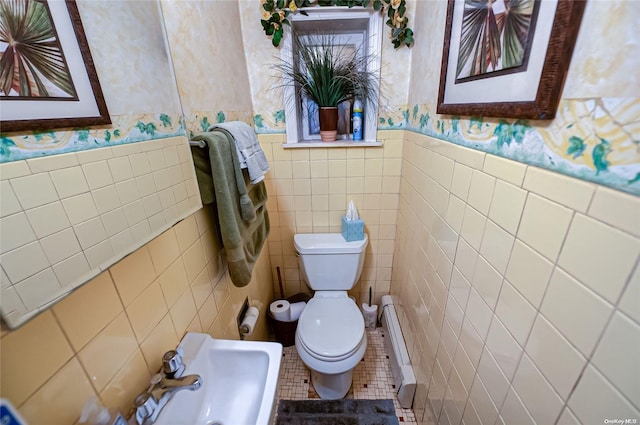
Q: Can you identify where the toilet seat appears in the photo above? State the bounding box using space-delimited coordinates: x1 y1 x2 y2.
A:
297 296 365 360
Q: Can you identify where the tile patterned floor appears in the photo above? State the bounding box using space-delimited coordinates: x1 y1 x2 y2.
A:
275 327 417 423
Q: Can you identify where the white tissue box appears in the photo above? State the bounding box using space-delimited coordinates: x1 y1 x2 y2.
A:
342 215 364 242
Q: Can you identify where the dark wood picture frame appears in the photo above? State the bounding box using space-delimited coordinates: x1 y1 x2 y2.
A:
437 0 586 120
0 1 110 133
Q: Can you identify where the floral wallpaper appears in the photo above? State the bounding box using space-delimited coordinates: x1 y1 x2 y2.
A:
0 113 186 162
251 96 640 196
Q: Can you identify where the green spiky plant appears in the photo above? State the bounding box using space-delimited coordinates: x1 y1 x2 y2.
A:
274 32 379 110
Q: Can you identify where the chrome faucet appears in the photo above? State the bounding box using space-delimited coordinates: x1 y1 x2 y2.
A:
134 348 202 425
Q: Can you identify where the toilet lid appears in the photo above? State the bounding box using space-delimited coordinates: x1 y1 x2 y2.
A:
298 297 365 358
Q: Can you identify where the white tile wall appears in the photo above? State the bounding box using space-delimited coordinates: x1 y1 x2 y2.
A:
0 137 201 328
392 132 640 425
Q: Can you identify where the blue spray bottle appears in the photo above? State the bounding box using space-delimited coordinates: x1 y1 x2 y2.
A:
352 99 363 141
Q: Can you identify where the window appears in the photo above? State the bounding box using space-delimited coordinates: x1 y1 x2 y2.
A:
281 7 383 146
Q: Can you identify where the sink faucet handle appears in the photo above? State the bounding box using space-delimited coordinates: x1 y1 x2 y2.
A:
134 392 157 425
162 347 185 378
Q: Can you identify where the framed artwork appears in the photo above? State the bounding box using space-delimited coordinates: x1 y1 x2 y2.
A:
0 0 110 132
437 0 586 119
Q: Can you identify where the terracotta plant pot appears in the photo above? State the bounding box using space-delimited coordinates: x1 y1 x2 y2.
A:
319 107 338 142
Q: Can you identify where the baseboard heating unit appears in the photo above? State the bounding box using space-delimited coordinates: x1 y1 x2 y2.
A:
380 295 416 409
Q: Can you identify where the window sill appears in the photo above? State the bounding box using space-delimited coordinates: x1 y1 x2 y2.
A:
282 141 383 149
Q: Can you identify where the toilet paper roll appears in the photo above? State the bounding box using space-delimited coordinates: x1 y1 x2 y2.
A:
270 300 291 321
289 302 307 321
361 303 378 330
240 306 259 336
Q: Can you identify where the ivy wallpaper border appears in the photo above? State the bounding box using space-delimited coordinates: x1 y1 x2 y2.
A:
0 113 186 163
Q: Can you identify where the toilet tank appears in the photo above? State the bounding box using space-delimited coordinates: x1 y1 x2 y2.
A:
294 233 368 290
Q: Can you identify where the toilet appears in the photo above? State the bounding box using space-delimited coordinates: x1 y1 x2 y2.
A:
293 233 368 399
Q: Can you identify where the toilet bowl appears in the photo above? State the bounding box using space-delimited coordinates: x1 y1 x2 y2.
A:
293 233 368 399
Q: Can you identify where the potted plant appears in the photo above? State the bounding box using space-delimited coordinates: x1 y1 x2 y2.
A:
275 33 379 142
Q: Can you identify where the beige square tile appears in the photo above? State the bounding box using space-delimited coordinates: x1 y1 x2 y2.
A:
147 149 167 171
0 311 73 405
482 155 527 187
136 173 157 198
163 146 180 167
383 158 402 176
454 238 479 282
183 239 206 283
591 312 640 406
109 229 135 259
74 216 108 250
126 282 168 342
292 161 311 178
450 163 473 201
311 178 329 195
158 257 190 308
25 201 71 239
174 215 199 252
52 252 92 287
479 220 514 274
512 354 564 425
0 212 36 252
101 207 128 237
558 213 640 304
170 289 198 337
49 166 89 199
588 186 640 237
115 178 140 205
10 173 59 210
525 315 586 399
430 153 455 190
108 156 134 183
130 152 152 177
0 180 22 217
523 166 595 213
456 146 486 170
568 365 639 425
78 312 138 392
53 271 122 351
327 159 347 178
109 247 157 306
99 350 150 416
1 241 50 283
76 146 113 164
505 240 554 307
461 205 486 251
0 160 31 180
488 180 526 235
495 281 536 346
517 193 573 261
140 314 179 374
61 192 99 225
618 263 639 323
14 268 62 310
147 228 181 274
92 185 121 214
212 274 230 311
471 256 502 309
82 160 114 190
123 199 146 226
190 267 213 309
19 358 96 425
26 153 78 174
541 268 613 356
467 171 496 216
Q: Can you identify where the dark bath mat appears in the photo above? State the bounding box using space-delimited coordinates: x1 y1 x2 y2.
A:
276 399 399 425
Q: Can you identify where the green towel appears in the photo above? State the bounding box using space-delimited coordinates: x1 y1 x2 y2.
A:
191 130 270 287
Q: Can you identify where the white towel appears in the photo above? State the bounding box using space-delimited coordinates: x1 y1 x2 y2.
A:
208 122 270 184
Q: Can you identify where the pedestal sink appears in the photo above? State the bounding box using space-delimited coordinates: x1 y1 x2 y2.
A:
153 332 283 425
